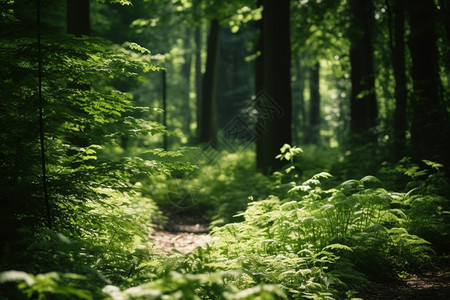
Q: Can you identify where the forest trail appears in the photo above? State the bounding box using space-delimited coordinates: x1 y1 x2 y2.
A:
359 267 450 300
150 209 210 254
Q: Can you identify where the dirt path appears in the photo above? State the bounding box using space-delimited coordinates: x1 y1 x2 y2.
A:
150 209 210 254
359 267 450 299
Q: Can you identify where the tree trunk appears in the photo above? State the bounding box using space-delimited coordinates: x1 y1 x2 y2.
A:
407 0 448 163
438 0 450 81
387 0 408 159
255 0 264 169
199 19 220 144
293 54 307 145
162 70 168 150
67 0 90 36
348 0 377 143
438 0 450 47
306 62 320 145
256 0 292 173
181 28 193 138
194 26 203 140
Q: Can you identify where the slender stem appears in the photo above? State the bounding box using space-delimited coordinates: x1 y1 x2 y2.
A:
385 0 395 55
37 0 52 229
162 70 167 150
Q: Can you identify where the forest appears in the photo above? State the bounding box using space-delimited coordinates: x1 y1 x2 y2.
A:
0 0 449 299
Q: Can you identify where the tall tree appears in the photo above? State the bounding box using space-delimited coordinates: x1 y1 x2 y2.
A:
386 0 407 159
256 0 292 172
255 0 265 170
348 0 377 143
306 62 321 145
293 55 307 145
392 0 407 159
438 0 450 47
194 26 203 139
198 19 220 144
181 27 193 138
437 0 450 79
406 0 448 164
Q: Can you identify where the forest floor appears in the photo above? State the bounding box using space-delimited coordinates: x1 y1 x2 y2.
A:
359 266 450 300
150 209 210 254
150 210 450 299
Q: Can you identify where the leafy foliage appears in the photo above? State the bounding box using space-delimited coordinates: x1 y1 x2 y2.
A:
2 0 449 298
146 149 272 227
2 140 449 299
0 271 94 300
0 0 191 289
206 146 435 297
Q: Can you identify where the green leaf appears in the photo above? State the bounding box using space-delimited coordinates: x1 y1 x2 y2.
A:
422 160 443 170
0 271 35 286
360 175 380 183
126 42 151 54
312 172 333 179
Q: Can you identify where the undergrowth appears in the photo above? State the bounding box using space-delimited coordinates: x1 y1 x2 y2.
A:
145 149 272 227
1 145 449 299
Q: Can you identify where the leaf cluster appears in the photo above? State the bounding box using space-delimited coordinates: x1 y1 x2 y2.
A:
205 146 437 297
1 0 193 292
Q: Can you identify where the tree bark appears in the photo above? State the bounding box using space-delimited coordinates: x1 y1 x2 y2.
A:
67 0 90 36
199 19 220 144
306 62 320 145
255 0 264 169
293 54 307 145
257 0 292 173
387 0 408 159
162 70 167 150
181 28 193 138
194 26 203 140
348 0 377 143
438 0 450 47
438 0 450 83
393 0 407 160
407 0 448 163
